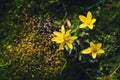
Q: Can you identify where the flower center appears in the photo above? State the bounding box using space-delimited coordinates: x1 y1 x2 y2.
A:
92 47 97 53
64 37 69 41
86 19 91 24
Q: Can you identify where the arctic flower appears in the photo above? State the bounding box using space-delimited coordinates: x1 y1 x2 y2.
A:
52 25 78 50
79 11 96 29
81 42 104 59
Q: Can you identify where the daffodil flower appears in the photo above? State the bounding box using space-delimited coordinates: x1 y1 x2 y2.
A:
81 42 104 59
79 11 96 29
52 25 78 50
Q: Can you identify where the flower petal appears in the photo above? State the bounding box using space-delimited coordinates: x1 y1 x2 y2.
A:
87 11 92 20
92 53 97 59
65 30 71 37
81 48 92 54
59 42 65 50
90 42 95 48
91 19 96 24
67 36 78 41
97 49 104 54
79 23 87 28
79 15 86 23
53 31 62 36
96 43 102 49
88 25 94 29
66 42 73 49
61 25 65 34
51 37 64 43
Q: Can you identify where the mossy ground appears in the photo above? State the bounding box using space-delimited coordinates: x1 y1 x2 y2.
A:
0 0 120 80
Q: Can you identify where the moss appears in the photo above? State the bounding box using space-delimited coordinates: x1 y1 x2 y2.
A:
0 1 66 79
1 16 66 80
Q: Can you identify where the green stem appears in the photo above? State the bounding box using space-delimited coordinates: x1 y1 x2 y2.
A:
71 26 79 34
110 64 120 77
60 61 67 74
80 0 105 9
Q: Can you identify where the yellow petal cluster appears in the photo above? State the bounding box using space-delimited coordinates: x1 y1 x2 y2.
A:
52 25 78 50
79 11 96 29
81 42 104 59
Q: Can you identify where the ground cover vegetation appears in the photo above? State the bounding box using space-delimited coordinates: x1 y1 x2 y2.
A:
0 0 120 80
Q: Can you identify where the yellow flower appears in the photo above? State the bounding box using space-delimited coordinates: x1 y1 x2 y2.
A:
52 25 78 50
79 11 96 29
81 42 104 59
